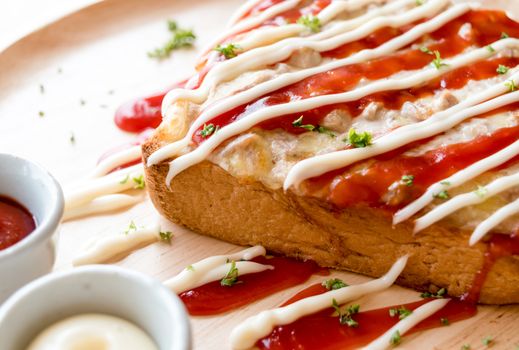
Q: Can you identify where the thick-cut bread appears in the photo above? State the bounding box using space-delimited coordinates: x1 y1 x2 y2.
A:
143 137 519 305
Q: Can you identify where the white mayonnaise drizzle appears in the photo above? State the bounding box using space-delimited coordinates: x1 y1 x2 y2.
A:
470 197 519 245
62 194 141 222
414 171 519 233
72 223 161 266
159 0 450 120
64 163 144 211
284 74 519 189
205 0 302 55
164 37 514 185
229 256 408 350
394 138 519 225
227 0 275 28
163 246 271 294
361 298 450 350
89 145 142 178
150 0 432 167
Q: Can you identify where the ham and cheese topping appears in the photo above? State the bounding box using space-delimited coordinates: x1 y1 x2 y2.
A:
148 0 519 246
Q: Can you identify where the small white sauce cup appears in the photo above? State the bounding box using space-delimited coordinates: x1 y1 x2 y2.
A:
0 265 191 350
0 153 64 303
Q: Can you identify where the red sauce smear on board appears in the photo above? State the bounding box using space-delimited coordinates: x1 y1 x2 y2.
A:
0 196 36 251
257 284 477 350
192 10 519 143
179 256 326 315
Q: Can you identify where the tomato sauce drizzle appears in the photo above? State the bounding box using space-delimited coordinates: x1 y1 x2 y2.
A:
179 256 326 315
463 233 519 303
307 116 519 208
257 283 476 350
0 196 36 251
192 10 519 143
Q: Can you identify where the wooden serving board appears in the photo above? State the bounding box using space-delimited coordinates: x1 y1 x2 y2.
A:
1 0 518 348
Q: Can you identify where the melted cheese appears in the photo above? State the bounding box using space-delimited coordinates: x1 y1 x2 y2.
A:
27 314 157 350
229 256 408 350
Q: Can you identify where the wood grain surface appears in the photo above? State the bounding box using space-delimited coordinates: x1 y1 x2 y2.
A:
0 0 518 349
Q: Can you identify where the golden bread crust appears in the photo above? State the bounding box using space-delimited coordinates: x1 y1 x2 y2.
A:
142 136 519 304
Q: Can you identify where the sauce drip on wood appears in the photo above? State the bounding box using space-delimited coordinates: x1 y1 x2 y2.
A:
179 256 325 315
0 196 36 250
463 233 519 303
257 284 476 350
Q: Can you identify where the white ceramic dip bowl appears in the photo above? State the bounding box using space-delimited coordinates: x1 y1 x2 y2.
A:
0 153 64 304
0 265 191 350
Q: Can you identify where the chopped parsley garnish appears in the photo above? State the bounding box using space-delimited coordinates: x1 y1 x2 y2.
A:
474 185 487 198
434 190 449 200
186 265 195 271
159 231 173 244
292 116 336 137
440 180 451 186
501 32 510 39
148 20 196 60
482 337 493 347
119 175 130 184
124 220 137 235
420 46 433 55
214 43 241 59
497 65 510 75
345 128 372 148
461 344 471 350
199 123 217 138
132 175 146 189
322 278 348 290
401 175 415 187
390 330 402 346
486 45 495 53
505 79 517 92
331 299 359 327
221 260 240 287
420 287 447 298
389 306 413 320
38 111 45 118
440 317 450 326
416 0 425 5
431 50 448 70
297 15 321 33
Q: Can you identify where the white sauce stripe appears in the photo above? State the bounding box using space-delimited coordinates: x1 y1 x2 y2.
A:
229 256 408 350
165 38 516 185
414 171 519 233
394 138 519 224
470 197 519 245
149 1 468 167
205 0 302 55
227 0 278 28
89 145 142 178
72 223 161 266
159 0 450 119
64 163 144 211
163 245 268 294
62 194 141 222
166 261 273 294
361 298 450 350
284 73 519 190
